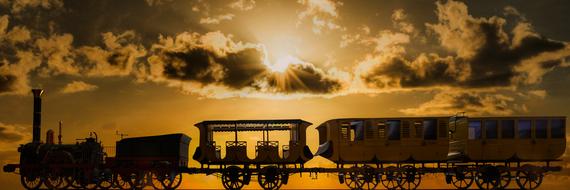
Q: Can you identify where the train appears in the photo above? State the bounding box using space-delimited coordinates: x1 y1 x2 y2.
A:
2 89 566 190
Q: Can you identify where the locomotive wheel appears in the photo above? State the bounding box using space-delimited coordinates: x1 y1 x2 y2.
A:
498 166 512 189
163 172 183 189
380 166 401 190
400 165 421 190
115 173 133 190
222 166 248 190
20 174 43 190
515 166 543 190
344 166 365 190
450 167 474 189
80 181 98 190
56 175 71 189
257 166 282 190
44 172 63 189
475 165 500 190
97 170 114 190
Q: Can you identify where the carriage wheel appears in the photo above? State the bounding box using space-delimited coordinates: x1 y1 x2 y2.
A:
115 172 143 190
151 171 166 189
515 167 543 190
258 166 282 190
97 170 114 190
161 172 183 189
361 165 379 190
222 166 248 190
20 174 43 190
451 167 474 189
498 166 512 189
380 166 401 190
44 172 63 189
344 166 365 190
400 165 421 190
475 165 500 190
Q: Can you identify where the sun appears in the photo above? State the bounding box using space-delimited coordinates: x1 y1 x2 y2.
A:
267 54 303 73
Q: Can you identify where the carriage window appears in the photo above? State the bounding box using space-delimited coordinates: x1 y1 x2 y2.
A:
501 120 515 139
350 121 365 141
551 119 565 138
468 120 482 140
485 120 498 139
386 120 401 140
518 120 531 139
535 120 547 139
423 119 437 140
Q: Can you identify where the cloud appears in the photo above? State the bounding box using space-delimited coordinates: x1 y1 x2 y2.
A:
144 31 344 97
78 31 147 77
229 0 255 11
1 0 63 14
357 53 469 90
60 80 98 94
35 33 79 76
0 122 30 145
0 51 42 95
392 9 415 34
424 0 567 88
400 91 527 116
145 0 173 6
199 13 235 25
297 0 343 34
265 62 343 94
357 0 569 92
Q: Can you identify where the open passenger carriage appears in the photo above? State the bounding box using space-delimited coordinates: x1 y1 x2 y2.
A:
192 119 314 190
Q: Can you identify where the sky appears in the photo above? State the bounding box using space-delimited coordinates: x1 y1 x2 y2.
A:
1 0 570 189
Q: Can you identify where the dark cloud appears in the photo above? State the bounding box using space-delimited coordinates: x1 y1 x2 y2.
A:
0 126 23 143
267 63 343 94
0 74 18 93
157 46 268 90
360 0 569 91
148 31 344 95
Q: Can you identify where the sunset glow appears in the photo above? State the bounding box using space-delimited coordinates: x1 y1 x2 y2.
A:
1 0 570 189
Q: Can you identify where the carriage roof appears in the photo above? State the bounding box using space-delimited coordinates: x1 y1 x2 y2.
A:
195 119 312 132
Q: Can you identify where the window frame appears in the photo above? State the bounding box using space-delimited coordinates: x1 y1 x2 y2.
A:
535 119 548 139
501 120 515 139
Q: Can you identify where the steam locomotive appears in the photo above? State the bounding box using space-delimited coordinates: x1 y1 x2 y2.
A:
2 89 567 190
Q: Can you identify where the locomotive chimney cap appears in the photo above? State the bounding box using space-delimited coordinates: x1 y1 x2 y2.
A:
32 89 44 97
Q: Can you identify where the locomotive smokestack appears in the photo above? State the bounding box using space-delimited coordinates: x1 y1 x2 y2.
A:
32 89 43 143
